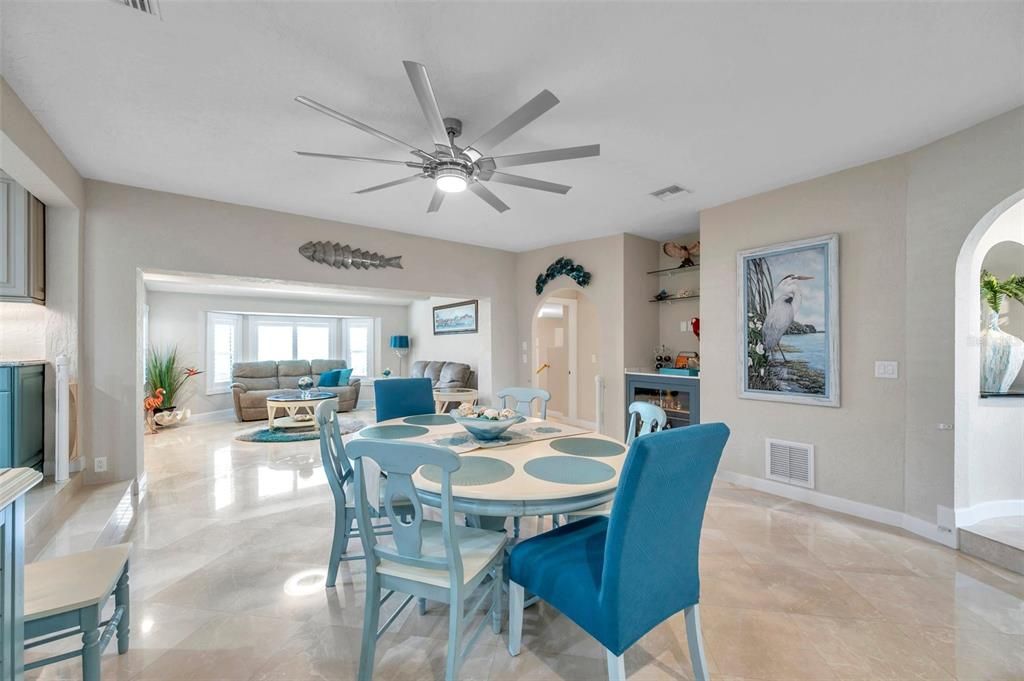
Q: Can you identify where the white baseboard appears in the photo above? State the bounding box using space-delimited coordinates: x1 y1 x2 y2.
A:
716 470 958 549
956 499 1024 528
188 408 235 424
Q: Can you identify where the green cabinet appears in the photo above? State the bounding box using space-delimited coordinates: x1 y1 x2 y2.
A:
0 365 44 470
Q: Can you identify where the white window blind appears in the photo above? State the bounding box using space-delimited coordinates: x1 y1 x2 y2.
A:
342 318 375 378
206 312 242 394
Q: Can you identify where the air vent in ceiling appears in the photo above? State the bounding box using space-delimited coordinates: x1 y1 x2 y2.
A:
650 184 692 201
115 0 160 17
765 438 814 488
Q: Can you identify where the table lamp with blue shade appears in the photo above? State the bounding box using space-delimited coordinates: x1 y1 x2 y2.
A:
389 335 410 376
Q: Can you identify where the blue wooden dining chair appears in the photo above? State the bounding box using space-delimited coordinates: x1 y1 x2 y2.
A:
507 423 730 681
315 400 393 588
497 387 551 419
566 402 669 521
348 439 507 681
374 377 435 422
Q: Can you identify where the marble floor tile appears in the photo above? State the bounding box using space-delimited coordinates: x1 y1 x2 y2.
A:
23 413 1021 680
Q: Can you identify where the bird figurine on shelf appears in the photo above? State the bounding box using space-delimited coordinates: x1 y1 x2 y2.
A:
143 388 166 435
663 240 700 267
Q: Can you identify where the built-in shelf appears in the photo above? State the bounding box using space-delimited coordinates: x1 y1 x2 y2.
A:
647 265 700 276
649 294 700 303
980 391 1024 399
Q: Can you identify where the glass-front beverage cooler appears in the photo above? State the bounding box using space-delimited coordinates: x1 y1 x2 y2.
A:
625 372 700 434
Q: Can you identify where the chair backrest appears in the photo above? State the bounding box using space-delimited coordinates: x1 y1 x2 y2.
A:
600 423 729 651
374 377 435 422
497 387 551 419
625 401 668 445
315 400 354 509
347 439 466 585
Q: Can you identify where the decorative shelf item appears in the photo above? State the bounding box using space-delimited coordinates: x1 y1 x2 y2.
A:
299 241 403 270
649 293 699 303
647 264 700 276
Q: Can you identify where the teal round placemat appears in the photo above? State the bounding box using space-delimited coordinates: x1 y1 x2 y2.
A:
420 456 515 486
524 456 615 485
549 437 626 458
404 414 455 426
358 424 428 440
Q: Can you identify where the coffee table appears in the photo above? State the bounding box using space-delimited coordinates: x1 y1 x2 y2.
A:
433 387 479 414
266 391 335 430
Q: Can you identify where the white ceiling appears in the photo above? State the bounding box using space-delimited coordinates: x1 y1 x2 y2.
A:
143 271 424 306
2 1 1022 251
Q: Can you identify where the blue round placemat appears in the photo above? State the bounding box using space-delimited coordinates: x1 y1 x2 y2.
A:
420 456 515 486
549 437 626 458
404 414 455 426
358 424 429 440
524 456 615 485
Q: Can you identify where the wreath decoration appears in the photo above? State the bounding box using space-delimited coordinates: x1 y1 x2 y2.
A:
535 257 592 295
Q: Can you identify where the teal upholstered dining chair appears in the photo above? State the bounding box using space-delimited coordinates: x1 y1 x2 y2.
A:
508 423 730 681
315 400 394 588
374 377 435 422
497 386 551 419
566 402 669 521
348 439 507 681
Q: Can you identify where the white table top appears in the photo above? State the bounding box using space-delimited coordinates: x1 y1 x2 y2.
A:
354 416 628 504
0 467 43 509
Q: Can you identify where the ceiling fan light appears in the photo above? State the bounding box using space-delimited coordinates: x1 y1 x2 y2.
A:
435 168 468 193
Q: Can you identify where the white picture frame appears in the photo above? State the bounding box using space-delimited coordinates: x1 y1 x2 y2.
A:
737 234 840 407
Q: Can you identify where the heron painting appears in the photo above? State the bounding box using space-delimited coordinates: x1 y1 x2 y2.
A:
737 234 840 407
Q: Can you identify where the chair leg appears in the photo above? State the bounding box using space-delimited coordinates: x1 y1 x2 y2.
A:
605 649 626 681
418 597 428 615
684 605 709 681
491 561 503 634
513 516 521 540
551 514 561 528
507 580 524 656
445 590 464 681
115 562 131 654
326 508 354 589
358 575 381 681
81 605 102 681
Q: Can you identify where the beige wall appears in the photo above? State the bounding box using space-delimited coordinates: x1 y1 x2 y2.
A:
146 290 412 414
701 157 910 512
407 296 493 400
623 234 661 375
701 106 1024 534
82 180 518 484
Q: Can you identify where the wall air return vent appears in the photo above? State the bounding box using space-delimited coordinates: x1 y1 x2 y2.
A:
115 0 161 18
765 438 814 488
650 184 692 202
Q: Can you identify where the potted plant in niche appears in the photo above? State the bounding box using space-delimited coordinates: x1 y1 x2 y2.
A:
979 269 1024 393
145 346 202 426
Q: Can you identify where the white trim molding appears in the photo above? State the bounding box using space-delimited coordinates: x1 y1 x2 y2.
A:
717 470 958 548
955 499 1024 528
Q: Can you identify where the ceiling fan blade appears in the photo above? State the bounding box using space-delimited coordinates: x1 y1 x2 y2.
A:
295 96 429 158
468 182 510 213
295 151 424 168
478 171 571 195
354 174 424 194
466 90 559 155
488 144 601 169
403 61 454 155
427 187 445 213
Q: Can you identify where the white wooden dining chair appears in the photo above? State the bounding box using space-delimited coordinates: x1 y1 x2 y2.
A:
348 438 506 681
497 387 551 419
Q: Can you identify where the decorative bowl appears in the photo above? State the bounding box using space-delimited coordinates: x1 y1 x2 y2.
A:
450 412 526 441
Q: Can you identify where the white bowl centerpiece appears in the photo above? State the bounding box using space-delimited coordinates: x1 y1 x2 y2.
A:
450 403 525 441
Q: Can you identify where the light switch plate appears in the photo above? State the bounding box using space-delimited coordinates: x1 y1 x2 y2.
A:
94 456 108 473
874 361 898 379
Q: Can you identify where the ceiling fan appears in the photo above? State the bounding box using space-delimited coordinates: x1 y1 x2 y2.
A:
294 61 600 214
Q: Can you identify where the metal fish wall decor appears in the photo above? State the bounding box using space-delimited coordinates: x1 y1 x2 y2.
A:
298 241 403 270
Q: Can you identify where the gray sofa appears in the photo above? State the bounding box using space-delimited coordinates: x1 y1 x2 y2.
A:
230 359 361 422
409 361 475 389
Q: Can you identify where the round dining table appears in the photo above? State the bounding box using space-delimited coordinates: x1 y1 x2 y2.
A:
352 414 628 533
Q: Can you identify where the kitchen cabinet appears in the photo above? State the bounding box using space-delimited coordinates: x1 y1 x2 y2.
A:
0 173 45 304
0 364 44 470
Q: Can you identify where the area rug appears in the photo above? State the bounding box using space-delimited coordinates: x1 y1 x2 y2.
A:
235 418 365 443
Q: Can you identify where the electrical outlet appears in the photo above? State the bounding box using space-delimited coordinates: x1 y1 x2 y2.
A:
94 457 107 473
874 361 898 379
591 354 598 363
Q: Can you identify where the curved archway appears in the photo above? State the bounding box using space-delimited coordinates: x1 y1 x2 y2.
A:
953 189 1024 530
530 287 601 425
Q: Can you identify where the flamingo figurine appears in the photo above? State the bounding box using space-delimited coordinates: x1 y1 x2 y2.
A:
144 388 166 434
